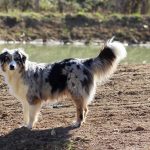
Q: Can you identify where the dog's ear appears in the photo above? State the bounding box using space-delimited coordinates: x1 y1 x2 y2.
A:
0 48 9 64
2 48 9 53
17 48 29 63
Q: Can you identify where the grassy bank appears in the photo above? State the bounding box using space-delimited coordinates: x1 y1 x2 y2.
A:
0 10 149 44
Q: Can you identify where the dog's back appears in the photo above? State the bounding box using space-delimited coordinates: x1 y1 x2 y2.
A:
37 37 127 104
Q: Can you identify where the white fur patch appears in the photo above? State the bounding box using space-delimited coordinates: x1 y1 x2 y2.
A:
107 37 127 61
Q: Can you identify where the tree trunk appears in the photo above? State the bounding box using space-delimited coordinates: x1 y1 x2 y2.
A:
34 0 40 11
141 0 149 14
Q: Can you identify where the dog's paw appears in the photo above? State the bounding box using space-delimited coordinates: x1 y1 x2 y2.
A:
71 121 81 128
26 124 33 130
18 123 28 128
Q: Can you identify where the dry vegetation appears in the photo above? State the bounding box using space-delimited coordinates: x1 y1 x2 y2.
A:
0 0 149 43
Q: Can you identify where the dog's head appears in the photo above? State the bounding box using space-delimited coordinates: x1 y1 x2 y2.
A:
0 48 28 73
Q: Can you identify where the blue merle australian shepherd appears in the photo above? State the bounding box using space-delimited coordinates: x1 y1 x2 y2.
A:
0 37 126 129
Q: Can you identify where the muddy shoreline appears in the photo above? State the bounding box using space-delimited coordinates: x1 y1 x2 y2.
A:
0 15 149 44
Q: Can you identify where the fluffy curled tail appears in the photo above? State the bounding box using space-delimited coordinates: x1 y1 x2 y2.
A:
104 36 127 62
84 37 127 82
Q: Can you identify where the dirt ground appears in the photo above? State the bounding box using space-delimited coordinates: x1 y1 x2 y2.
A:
0 64 150 150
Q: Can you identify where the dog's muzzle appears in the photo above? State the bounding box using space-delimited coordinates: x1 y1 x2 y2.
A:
9 64 15 70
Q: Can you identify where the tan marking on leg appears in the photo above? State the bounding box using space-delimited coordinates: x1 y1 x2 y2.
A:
71 97 84 128
32 98 42 105
27 100 41 129
83 103 89 123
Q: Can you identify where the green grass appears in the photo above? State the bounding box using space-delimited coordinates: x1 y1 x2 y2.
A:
0 9 43 20
0 9 149 22
65 141 74 150
40 0 53 11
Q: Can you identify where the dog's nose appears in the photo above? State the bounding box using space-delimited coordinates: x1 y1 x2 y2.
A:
9 64 15 70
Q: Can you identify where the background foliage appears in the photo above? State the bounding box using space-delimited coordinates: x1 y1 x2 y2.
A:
0 0 149 14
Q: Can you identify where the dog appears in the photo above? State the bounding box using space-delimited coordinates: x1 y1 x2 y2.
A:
0 37 127 129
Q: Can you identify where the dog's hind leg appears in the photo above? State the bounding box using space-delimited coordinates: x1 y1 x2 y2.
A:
27 101 41 129
83 102 88 123
72 98 87 128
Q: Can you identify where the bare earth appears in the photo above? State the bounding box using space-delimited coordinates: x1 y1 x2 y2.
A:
0 64 150 150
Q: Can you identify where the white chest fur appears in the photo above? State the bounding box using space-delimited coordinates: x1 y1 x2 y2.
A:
4 71 28 101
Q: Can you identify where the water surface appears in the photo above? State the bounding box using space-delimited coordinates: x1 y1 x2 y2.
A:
0 44 150 64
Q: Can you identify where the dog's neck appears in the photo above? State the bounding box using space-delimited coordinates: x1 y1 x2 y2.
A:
4 70 28 100
3 70 23 92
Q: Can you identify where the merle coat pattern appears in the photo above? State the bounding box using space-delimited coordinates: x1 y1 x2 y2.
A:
0 38 127 129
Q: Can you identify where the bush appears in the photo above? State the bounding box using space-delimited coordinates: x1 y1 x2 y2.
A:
0 0 149 14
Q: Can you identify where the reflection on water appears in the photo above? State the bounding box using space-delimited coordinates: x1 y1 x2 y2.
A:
0 44 150 64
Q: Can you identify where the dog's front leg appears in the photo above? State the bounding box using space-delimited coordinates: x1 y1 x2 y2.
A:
22 100 29 126
27 101 41 129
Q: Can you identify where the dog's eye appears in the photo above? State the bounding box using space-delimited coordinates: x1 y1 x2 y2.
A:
5 56 10 61
14 58 20 62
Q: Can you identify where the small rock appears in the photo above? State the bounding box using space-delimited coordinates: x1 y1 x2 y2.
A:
108 145 114 149
143 25 148 29
108 113 114 117
113 128 119 133
1 113 8 119
118 91 122 95
75 137 81 141
135 126 144 131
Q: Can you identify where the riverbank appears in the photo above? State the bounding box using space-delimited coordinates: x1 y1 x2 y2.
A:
0 13 149 44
